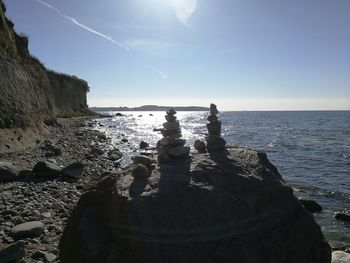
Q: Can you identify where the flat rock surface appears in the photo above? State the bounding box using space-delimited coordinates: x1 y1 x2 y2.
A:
60 147 331 263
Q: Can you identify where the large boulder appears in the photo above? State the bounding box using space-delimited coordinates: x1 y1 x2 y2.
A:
60 147 331 263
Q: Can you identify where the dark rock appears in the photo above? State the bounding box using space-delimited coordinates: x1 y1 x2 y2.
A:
10 221 44 240
299 198 322 213
206 121 221 136
108 149 122 160
115 112 123 117
205 136 226 151
0 241 25 263
332 251 350 262
140 141 149 149
0 162 18 182
90 147 104 156
61 163 85 179
194 140 206 153
131 164 149 178
335 212 350 222
60 147 331 263
33 161 61 178
132 156 153 167
168 146 190 158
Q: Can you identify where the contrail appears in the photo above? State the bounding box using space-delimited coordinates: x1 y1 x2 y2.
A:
35 0 128 50
147 64 168 80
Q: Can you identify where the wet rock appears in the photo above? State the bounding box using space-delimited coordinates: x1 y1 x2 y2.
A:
299 197 322 213
33 161 61 178
332 251 350 263
140 141 149 149
0 241 25 263
61 163 85 179
10 221 44 240
108 149 122 161
131 164 149 178
0 162 18 182
335 212 350 222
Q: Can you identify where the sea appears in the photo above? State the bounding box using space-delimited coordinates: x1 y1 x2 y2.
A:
94 110 350 248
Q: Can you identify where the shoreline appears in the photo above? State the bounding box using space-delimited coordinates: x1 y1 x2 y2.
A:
0 116 123 262
1 116 349 262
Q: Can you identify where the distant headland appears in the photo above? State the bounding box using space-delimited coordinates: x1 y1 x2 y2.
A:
90 105 210 112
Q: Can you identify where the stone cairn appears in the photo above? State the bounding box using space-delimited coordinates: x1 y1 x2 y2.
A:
206 104 226 151
157 109 190 163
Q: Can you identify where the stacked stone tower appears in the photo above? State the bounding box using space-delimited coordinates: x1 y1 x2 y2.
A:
206 104 226 151
157 109 190 163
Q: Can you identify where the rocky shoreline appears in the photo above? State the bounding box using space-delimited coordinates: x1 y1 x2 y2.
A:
0 117 124 263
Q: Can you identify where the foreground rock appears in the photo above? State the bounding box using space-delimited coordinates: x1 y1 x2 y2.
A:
332 251 350 263
60 147 331 263
299 197 323 213
10 221 44 240
0 241 25 263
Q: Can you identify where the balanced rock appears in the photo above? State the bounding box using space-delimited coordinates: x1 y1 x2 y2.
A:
194 140 206 153
206 104 226 151
132 155 154 167
131 164 149 178
0 162 18 182
10 221 44 239
60 147 331 263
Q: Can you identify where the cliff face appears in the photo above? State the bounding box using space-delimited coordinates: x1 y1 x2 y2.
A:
0 1 89 130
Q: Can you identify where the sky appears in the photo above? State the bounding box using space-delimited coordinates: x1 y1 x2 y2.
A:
4 0 350 110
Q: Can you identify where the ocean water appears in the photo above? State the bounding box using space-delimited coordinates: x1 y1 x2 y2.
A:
94 111 350 248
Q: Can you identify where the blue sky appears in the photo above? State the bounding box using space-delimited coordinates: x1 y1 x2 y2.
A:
4 0 350 110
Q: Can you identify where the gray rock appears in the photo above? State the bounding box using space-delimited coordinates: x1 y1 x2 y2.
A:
163 121 180 131
108 149 123 160
165 115 177 122
33 161 61 178
168 146 190 158
206 136 226 151
44 252 57 262
160 129 181 138
0 241 25 263
335 212 350 222
60 148 331 263
209 103 219 115
10 221 44 239
131 164 149 179
31 250 57 263
166 108 176 115
132 156 153 167
194 140 206 153
299 197 322 213
332 251 350 263
206 121 221 136
61 163 85 179
0 162 18 182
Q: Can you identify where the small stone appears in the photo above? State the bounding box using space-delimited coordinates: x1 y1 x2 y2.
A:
163 121 180 131
108 149 123 160
90 147 104 156
33 161 61 178
61 163 84 179
139 141 149 149
0 241 25 263
165 115 177 122
0 162 18 182
299 198 322 213
194 140 206 153
332 251 350 263
210 103 219 115
207 121 221 136
132 156 153 167
10 221 44 240
335 212 350 222
44 252 57 262
168 146 190 158
131 164 149 179
166 108 176 115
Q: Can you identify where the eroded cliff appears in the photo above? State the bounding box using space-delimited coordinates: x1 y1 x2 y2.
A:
0 1 90 130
